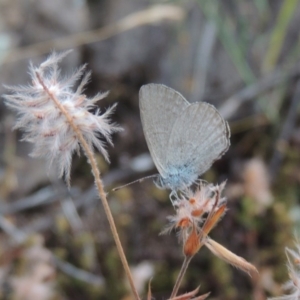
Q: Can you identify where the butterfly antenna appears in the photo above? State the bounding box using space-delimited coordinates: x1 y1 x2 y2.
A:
112 174 158 192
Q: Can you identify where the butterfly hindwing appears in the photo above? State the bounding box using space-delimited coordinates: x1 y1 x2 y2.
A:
166 102 230 183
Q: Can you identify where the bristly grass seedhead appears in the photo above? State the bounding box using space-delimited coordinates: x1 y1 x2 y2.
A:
3 50 122 185
3 51 140 299
269 240 300 300
163 182 227 247
168 182 257 298
164 181 257 275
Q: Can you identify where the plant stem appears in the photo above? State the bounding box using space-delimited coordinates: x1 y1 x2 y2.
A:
170 256 193 298
36 72 140 300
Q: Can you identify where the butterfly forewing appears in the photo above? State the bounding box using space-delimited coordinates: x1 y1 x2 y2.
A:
166 102 230 178
139 84 190 176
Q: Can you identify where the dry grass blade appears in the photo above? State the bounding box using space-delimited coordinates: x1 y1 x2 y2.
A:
263 0 299 72
205 238 258 276
192 292 210 300
190 20 217 103
147 279 152 300
2 5 185 65
269 79 300 182
199 0 255 84
168 286 210 300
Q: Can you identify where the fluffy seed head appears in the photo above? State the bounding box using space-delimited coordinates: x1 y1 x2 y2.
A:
162 182 257 275
162 182 226 246
3 51 122 184
269 240 300 300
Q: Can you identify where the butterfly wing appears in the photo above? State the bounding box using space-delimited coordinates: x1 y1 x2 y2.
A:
166 102 230 179
139 84 190 176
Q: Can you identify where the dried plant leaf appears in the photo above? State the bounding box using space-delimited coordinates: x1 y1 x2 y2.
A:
168 286 199 300
202 204 226 236
168 286 210 300
184 227 202 257
205 238 258 275
193 292 210 300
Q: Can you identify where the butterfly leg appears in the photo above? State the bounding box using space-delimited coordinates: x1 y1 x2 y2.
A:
169 190 179 205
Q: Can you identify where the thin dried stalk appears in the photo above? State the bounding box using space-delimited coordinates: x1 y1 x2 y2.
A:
170 256 193 299
36 73 140 300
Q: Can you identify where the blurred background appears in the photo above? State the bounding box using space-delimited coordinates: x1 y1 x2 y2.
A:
0 0 300 299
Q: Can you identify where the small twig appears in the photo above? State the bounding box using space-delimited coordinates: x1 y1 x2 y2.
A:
170 256 193 298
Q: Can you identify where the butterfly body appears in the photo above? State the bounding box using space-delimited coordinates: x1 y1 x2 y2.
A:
139 84 230 193
154 163 198 191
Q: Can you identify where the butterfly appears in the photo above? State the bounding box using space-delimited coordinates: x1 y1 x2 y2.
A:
139 84 230 194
